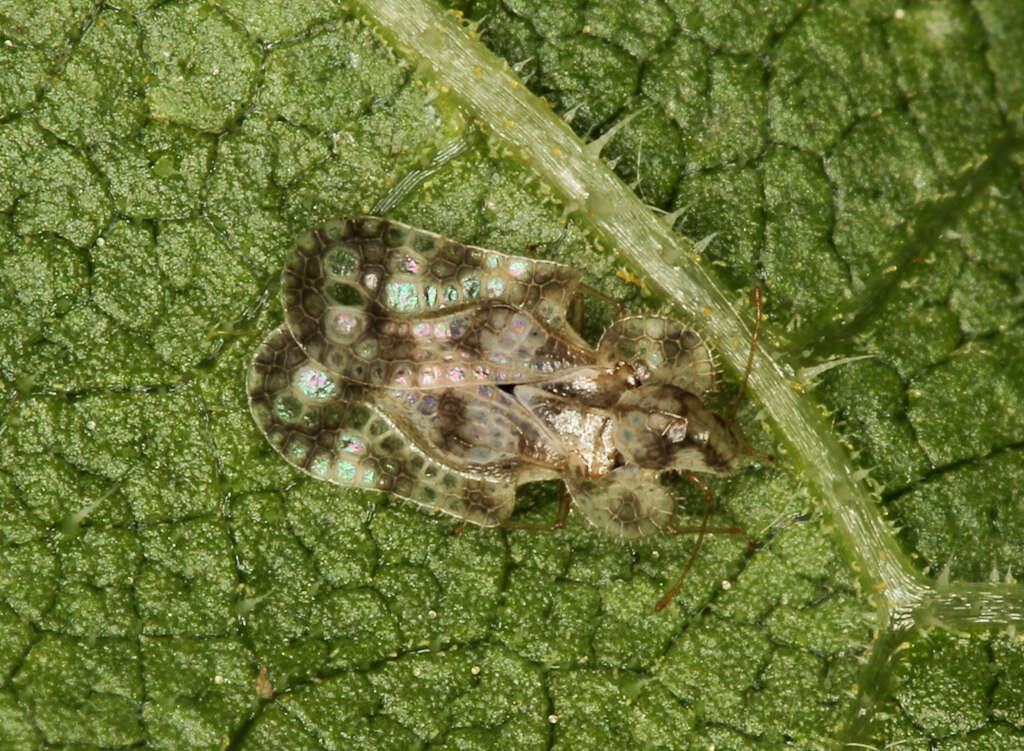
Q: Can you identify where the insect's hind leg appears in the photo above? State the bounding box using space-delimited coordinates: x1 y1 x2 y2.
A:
655 473 753 611
500 485 572 532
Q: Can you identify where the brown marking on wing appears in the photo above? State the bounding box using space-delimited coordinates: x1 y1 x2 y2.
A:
436 390 472 453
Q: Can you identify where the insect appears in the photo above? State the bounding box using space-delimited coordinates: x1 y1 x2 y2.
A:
248 217 757 609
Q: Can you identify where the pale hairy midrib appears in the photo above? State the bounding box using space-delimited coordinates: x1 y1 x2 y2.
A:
353 0 1024 635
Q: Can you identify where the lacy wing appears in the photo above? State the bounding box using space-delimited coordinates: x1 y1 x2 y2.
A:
247 324 516 527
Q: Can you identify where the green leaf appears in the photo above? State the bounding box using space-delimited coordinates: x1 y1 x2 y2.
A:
2 0 1024 749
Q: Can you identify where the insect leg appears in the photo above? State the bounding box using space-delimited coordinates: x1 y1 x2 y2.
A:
669 524 752 541
577 280 625 318
500 485 572 532
569 292 585 334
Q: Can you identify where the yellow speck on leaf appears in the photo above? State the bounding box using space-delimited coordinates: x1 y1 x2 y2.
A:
615 268 649 295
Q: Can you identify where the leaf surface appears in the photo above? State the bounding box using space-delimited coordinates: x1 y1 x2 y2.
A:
1 0 1023 748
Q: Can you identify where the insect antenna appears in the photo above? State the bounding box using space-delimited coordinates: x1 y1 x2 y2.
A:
655 473 753 611
725 288 774 465
657 472 710 611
